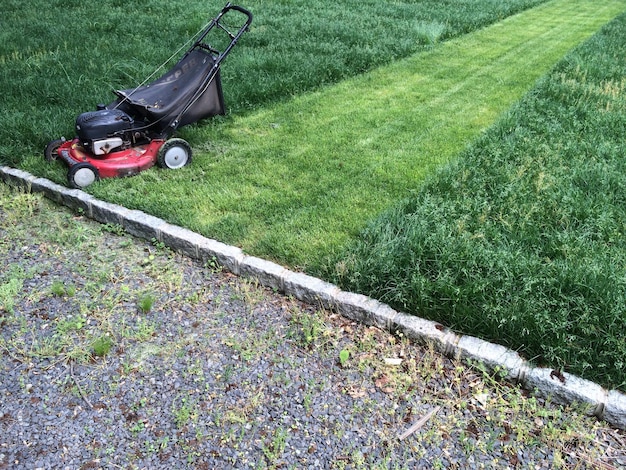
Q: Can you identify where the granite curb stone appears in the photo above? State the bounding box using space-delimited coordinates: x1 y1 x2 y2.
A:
522 368 607 417
239 255 288 292
392 313 459 356
455 335 528 382
606 391 626 427
2 165 625 430
159 222 212 261
282 270 340 307
196 237 245 274
121 210 167 241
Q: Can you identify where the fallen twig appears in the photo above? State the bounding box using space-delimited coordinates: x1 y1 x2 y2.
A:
398 405 441 440
575 450 618 470
70 361 94 409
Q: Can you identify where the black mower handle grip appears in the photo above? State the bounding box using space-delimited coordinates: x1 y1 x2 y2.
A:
224 3 253 25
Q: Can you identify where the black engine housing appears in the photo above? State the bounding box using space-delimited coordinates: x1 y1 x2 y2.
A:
76 109 133 140
75 109 135 154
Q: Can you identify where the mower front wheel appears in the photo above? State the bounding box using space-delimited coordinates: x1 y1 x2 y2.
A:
68 163 99 189
44 139 65 162
157 138 192 170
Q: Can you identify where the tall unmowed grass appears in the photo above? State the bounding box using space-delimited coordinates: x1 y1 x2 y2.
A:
326 13 626 390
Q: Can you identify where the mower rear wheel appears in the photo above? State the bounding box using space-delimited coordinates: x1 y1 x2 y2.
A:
44 139 64 162
68 163 99 189
157 138 192 170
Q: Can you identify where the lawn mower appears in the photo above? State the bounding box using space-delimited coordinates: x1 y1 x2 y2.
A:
45 3 252 189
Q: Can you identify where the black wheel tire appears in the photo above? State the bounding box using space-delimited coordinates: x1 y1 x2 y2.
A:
44 139 65 162
68 163 99 189
157 138 192 169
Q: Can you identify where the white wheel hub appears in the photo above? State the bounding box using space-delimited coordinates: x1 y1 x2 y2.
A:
163 145 189 169
74 167 97 187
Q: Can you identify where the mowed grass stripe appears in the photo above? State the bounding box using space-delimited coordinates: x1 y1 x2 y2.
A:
94 0 626 268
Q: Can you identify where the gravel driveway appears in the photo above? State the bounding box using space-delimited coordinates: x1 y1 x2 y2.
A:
1 183 625 469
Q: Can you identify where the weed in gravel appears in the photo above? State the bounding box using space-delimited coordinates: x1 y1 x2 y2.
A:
172 396 198 429
0 189 40 224
184 357 206 383
56 314 87 334
150 237 173 257
339 349 350 367
50 280 75 297
236 278 268 312
50 280 65 296
205 255 223 274
66 284 77 297
223 336 256 362
129 421 145 436
0 277 22 313
261 427 288 465
137 293 155 313
32 336 66 360
101 223 126 236
287 309 328 349
92 335 113 357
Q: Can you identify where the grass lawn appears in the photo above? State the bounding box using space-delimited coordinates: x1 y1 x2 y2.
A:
329 10 626 389
19 0 624 272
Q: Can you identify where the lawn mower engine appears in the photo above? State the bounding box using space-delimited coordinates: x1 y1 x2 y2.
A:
75 108 145 156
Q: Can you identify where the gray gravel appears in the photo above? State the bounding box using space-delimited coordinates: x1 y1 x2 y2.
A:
1 184 625 469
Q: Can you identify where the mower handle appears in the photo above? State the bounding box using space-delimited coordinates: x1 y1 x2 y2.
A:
223 3 253 26
167 3 252 132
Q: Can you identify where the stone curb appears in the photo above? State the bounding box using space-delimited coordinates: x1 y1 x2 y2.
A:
2 165 625 430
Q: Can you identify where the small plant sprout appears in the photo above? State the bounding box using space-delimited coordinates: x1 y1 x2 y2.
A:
102 223 125 236
339 349 350 367
288 310 326 348
172 397 197 429
50 280 76 297
92 335 113 357
0 278 22 313
138 293 155 313
262 427 288 463
205 255 223 273
50 280 66 297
